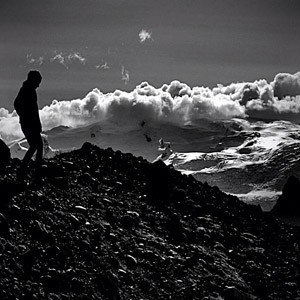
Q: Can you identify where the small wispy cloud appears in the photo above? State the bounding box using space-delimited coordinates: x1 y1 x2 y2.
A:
121 65 130 85
139 29 153 43
50 51 86 68
26 54 44 65
50 52 68 69
96 61 110 70
67 52 86 65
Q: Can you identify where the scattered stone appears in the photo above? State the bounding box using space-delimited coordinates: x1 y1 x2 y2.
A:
70 214 81 225
120 214 139 229
22 249 35 277
96 271 120 300
0 213 9 238
223 286 251 300
144 134 152 142
74 205 88 213
125 254 137 269
29 220 49 241
0 181 23 212
50 176 68 188
0 142 297 300
41 163 65 178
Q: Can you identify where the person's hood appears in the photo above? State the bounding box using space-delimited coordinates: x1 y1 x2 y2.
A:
22 80 36 89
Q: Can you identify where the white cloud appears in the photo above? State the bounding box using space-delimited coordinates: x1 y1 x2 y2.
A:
26 54 44 65
272 72 300 99
246 95 300 114
0 108 22 142
121 65 130 85
50 52 68 69
67 52 86 65
50 51 86 68
96 61 110 70
139 29 153 43
2 72 300 143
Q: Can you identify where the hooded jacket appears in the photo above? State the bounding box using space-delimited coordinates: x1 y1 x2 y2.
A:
14 80 42 132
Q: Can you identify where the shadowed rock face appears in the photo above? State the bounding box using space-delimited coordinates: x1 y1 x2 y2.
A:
271 175 300 216
0 142 299 299
0 138 10 166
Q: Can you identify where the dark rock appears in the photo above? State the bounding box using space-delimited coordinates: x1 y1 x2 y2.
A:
223 286 251 300
118 268 134 285
238 147 252 154
21 289 38 300
49 176 68 188
95 271 120 300
170 188 186 204
0 139 10 167
62 160 76 170
0 213 9 237
0 181 23 212
69 214 81 227
144 134 152 142
41 163 65 178
22 249 35 277
10 204 22 219
271 175 300 216
165 213 186 243
29 220 50 241
146 160 173 205
74 205 88 213
125 254 137 269
0 142 298 300
120 211 140 229
70 277 84 293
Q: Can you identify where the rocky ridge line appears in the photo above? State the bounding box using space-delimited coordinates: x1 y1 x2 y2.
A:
0 142 299 299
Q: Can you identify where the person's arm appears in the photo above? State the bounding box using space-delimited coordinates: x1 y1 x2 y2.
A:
33 91 42 132
14 87 25 118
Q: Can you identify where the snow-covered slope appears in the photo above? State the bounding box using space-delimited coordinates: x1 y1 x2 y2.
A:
9 117 300 209
8 117 300 209
165 119 300 210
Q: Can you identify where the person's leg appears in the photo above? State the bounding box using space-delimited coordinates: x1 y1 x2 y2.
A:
35 133 43 164
21 128 44 163
22 143 37 166
21 130 38 167
17 134 36 179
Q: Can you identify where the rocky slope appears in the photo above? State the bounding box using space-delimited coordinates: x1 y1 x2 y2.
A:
0 143 299 299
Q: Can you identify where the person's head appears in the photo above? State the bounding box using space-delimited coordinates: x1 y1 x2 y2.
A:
27 70 42 88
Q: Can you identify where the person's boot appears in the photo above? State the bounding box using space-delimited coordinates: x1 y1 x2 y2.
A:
32 160 46 185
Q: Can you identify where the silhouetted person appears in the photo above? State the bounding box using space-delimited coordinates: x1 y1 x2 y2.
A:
14 70 43 177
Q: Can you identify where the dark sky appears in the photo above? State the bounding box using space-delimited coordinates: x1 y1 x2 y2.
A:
1 0 299 110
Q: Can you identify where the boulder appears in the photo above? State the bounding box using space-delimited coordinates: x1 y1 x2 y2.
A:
0 213 9 238
146 160 173 205
271 175 300 216
0 139 10 166
0 181 23 212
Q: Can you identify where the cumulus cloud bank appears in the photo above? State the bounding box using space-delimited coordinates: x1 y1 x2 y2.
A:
1 72 300 143
273 72 300 99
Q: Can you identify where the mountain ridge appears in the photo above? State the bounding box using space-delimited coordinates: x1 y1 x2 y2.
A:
0 142 299 299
